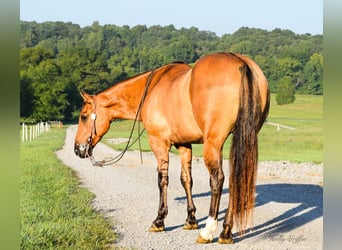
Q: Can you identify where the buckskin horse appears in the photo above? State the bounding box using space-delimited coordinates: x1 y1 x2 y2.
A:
74 52 270 244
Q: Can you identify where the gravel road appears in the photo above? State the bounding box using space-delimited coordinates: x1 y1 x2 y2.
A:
56 125 323 250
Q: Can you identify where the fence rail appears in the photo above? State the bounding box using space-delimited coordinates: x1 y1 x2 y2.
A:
21 121 62 142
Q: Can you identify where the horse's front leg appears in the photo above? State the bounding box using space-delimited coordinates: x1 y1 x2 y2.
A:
149 139 170 232
175 144 198 230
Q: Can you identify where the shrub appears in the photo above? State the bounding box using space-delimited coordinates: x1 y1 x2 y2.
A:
276 76 296 105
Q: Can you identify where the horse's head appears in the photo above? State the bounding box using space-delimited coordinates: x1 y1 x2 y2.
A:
74 92 111 158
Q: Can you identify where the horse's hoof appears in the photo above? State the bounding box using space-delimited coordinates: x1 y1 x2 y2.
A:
218 237 234 244
183 222 198 230
148 224 164 232
196 235 213 244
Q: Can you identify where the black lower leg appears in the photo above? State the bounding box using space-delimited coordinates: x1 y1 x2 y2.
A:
151 172 169 230
177 144 198 229
182 175 197 228
182 180 197 227
185 204 197 226
208 168 225 218
219 221 233 242
218 196 234 244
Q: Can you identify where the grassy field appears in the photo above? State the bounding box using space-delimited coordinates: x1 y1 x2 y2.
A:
20 128 116 249
258 94 323 163
102 94 323 163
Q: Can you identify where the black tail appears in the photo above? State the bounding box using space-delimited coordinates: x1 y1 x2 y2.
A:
229 59 263 234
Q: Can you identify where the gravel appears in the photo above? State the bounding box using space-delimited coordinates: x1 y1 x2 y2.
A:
56 125 323 250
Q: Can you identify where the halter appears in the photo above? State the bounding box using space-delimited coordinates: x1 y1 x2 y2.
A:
89 70 155 167
85 96 98 160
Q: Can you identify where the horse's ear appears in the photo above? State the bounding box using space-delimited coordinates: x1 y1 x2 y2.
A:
80 91 91 103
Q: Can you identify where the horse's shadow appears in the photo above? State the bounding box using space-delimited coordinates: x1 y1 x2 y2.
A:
171 183 323 242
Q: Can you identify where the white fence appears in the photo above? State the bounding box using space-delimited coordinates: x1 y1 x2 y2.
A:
21 122 51 142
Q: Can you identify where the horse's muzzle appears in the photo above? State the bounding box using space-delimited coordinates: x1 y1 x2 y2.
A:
74 143 92 158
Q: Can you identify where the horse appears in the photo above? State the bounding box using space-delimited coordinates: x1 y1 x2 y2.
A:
74 52 270 244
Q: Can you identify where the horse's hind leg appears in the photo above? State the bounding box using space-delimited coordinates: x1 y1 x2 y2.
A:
218 184 234 244
175 144 198 230
196 140 225 243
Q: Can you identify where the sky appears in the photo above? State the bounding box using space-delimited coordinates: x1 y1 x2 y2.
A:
20 0 323 36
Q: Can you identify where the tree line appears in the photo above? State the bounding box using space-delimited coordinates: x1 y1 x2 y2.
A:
20 21 323 121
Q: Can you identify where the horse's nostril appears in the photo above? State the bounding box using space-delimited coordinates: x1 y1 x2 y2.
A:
74 144 80 156
74 144 84 157
74 148 79 156
74 143 91 158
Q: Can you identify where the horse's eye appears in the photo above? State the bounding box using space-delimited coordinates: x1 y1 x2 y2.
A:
81 114 88 122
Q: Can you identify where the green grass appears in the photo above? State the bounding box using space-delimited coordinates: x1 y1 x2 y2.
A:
102 94 323 163
258 94 323 163
20 128 116 249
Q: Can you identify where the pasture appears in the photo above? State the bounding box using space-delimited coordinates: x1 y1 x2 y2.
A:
102 94 323 163
20 128 116 249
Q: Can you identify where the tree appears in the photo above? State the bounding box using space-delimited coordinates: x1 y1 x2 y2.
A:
30 59 69 120
166 39 197 62
19 21 323 120
230 40 256 57
276 76 296 105
20 72 34 118
303 53 323 95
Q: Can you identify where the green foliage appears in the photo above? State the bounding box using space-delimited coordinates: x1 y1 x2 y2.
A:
20 21 323 121
302 53 323 94
276 76 296 105
20 128 116 249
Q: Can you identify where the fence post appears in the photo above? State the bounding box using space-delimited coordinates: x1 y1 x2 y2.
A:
22 123 25 142
29 126 32 141
25 124 28 142
33 124 35 139
21 121 53 142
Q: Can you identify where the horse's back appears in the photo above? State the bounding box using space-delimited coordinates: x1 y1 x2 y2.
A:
142 63 203 144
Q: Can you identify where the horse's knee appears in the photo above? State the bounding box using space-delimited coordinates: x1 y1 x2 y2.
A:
158 172 169 187
180 172 193 188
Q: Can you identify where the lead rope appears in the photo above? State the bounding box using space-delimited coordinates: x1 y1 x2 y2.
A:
138 117 144 164
90 70 155 167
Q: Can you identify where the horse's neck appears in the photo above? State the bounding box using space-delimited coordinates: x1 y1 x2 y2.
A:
100 73 150 120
